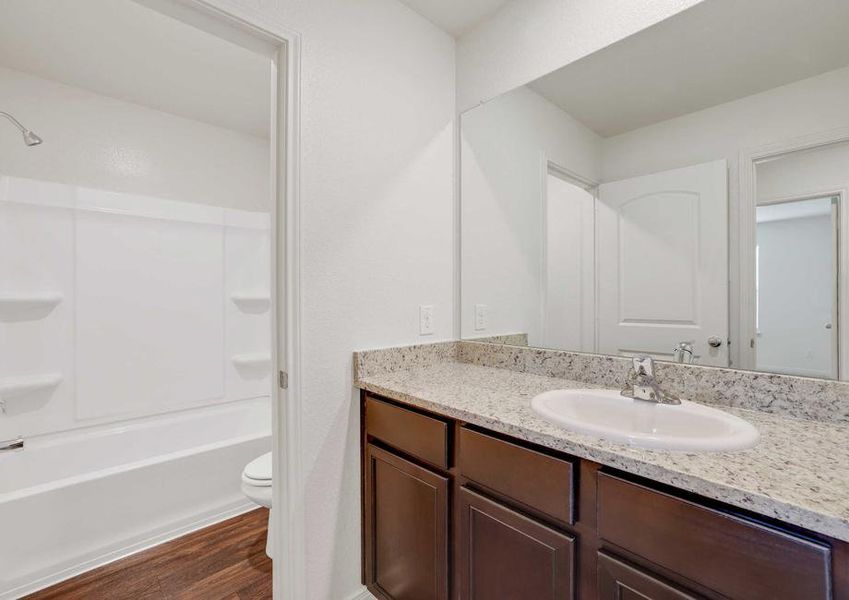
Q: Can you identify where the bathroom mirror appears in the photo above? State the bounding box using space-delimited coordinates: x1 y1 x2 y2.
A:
460 0 849 379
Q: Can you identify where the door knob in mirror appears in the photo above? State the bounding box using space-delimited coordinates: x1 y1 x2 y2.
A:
707 336 723 348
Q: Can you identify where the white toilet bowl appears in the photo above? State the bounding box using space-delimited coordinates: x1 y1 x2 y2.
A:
242 452 273 558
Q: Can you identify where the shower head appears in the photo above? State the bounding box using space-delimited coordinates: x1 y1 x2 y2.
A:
1 111 43 147
22 129 43 147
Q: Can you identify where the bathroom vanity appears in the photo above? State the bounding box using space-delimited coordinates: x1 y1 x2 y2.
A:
355 342 849 600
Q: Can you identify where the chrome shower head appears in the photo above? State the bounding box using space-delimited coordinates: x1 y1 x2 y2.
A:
1 111 43 147
22 129 43 146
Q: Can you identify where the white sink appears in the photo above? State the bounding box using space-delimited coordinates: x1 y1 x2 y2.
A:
531 388 759 452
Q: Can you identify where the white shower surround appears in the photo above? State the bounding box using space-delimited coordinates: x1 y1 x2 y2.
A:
0 174 272 438
0 174 272 597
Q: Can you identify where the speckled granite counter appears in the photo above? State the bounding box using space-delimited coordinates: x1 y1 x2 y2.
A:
354 355 849 543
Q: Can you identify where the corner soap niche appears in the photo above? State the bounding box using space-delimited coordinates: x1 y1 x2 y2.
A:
231 293 271 314
0 293 63 321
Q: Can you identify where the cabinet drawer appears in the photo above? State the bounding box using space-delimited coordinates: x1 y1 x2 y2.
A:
365 395 449 469
459 486 575 600
597 473 831 600
458 427 574 525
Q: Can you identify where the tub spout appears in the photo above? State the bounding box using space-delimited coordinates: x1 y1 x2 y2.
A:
1 437 24 452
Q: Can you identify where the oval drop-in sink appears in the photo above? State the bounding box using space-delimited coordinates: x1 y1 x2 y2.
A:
531 389 759 452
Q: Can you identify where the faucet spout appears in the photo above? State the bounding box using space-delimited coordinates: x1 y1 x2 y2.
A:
621 356 681 405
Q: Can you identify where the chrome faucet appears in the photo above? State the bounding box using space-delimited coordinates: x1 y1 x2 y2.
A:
672 341 696 364
621 356 680 405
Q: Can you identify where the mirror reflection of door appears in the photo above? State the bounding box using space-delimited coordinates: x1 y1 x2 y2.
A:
542 167 596 352
596 160 729 366
756 196 839 379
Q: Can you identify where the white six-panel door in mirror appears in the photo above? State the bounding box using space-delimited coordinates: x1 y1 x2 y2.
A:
596 161 728 366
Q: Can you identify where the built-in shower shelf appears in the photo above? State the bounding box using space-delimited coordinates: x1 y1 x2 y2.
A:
0 293 63 319
0 373 63 400
231 354 272 370
231 293 271 313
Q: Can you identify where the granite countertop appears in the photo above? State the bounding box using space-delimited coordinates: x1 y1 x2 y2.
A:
355 360 849 543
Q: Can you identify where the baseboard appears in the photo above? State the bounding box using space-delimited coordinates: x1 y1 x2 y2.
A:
2 499 257 600
346 586 377 600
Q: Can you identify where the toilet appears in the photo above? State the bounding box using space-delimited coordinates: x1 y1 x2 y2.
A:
241 452 273 558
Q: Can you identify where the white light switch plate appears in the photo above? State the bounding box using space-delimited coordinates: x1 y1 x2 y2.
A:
474 304 488 331
419 305 434 335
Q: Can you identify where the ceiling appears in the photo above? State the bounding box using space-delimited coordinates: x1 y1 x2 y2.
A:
396 0 509 36
0 0 271 138
529 0 849 138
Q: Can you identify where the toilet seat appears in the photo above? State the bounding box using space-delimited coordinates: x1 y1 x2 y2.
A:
241 452 274 559
242 452 272 487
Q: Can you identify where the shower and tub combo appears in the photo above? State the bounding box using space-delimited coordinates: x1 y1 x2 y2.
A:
0 170 273 598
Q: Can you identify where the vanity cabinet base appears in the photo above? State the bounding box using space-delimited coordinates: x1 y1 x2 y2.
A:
360 391 848 600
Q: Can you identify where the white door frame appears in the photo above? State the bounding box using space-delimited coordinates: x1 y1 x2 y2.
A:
738 127 849 379
135 1 304 598
538 153 598 351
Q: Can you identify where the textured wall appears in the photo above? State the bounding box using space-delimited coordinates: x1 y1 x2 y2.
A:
240 0 457 597
0 66 269 211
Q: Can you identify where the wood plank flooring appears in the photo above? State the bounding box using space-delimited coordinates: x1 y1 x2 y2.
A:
25 508 272 600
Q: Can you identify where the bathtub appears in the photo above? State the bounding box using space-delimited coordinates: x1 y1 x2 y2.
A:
0 399 271 599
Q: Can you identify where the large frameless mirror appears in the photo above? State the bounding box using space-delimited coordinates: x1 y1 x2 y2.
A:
460 0 849 380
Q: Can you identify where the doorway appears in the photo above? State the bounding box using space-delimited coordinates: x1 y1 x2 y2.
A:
541 165 596 351
0 1 302 598
755 195 839 378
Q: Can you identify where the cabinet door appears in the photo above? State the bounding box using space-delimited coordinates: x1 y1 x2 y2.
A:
458 487 575 600
364 443 449 600
598 553 702 600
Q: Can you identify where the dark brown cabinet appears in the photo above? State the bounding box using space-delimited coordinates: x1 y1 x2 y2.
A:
598 553 701 600
363 443 449 600
360 392 849 600
458 487 575 599
597 473 832 600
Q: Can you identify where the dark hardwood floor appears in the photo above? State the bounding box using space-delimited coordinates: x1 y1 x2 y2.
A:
25 508 272 600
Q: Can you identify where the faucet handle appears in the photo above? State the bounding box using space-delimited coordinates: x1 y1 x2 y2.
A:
632 355 654 376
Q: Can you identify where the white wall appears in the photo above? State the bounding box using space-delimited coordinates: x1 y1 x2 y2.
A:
0 66 269 212
461 85 600 342
601 66 849 183
226 1 457 598
456 0 704 111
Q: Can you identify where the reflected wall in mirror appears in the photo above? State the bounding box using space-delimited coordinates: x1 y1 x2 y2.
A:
460 0 849 380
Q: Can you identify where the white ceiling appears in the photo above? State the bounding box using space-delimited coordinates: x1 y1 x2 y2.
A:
0 0 272 138
396 0 509 36
529 0 849 138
